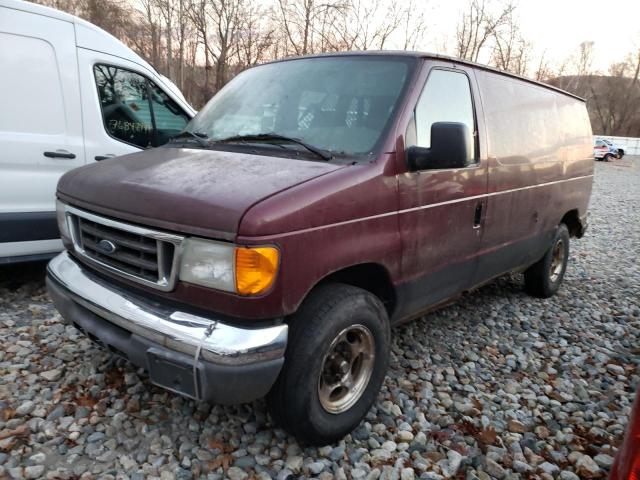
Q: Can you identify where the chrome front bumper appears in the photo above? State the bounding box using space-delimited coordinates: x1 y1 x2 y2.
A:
46 251 288 403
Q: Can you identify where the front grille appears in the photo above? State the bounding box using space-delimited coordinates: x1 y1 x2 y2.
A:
64 205 184 291
78 218 163 282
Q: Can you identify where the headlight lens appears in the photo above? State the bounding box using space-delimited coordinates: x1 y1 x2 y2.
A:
55 200 70 240
179 238 236 292
179 239 280 295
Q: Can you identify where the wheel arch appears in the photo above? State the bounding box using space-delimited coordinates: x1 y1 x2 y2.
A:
310 262 397 317
561 209 585 238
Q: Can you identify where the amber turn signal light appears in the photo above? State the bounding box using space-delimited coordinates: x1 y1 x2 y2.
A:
235 246 279 295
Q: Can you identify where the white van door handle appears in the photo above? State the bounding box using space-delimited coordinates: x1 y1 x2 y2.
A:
95 154 116 161
44 150 76 159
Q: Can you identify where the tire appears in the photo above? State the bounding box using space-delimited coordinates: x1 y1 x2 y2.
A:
604 154 614 162
267 283 390 445
524 224 570 298
618 150 624 159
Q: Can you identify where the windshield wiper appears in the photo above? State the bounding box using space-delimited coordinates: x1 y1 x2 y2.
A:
170 130 210 148
213 133 333 161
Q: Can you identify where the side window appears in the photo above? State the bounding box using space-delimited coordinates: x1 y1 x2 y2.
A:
94 65 189 148
414 69 476 161
94 65 153 148
148 82 190 146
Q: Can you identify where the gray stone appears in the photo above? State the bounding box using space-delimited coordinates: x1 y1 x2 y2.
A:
401 468 415 480
539 462 560 475
24 466 45 479
40 369 63 382
576 456 601 478
559 471 580 480
284 455 303 473
594 454 614 468
484 458 506 479
227 467 248 480
16 401 35 416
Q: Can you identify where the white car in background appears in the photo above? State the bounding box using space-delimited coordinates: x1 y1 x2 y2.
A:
594 138 626 160
602 139 626 158
0 0 196 264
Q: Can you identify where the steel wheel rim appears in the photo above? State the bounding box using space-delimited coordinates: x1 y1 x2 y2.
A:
549 239 565 283
318 324 375 414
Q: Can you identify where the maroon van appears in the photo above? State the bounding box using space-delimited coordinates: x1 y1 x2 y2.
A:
47 52 594 444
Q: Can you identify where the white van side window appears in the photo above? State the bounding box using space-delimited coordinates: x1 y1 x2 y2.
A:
414 69 476 160
0 33 65 134
93 65 189 149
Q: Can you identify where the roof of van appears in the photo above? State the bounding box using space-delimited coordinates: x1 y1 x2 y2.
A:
264 50 586 102
0 0 157 75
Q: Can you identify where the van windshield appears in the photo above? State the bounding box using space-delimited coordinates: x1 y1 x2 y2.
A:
185 56 415 157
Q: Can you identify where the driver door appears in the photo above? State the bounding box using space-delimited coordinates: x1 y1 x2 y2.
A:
396 62 488 319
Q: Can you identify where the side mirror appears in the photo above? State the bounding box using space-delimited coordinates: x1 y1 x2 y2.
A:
407 122 472 171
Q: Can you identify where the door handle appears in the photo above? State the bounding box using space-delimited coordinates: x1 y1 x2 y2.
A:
95 154 116 161
44 150 76 159
473 202 483 227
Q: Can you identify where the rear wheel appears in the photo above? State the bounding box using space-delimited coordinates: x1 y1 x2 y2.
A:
604 153 614 162
524 224 570 298
267 283 390 445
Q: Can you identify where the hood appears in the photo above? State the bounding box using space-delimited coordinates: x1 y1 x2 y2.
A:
58 148 344 240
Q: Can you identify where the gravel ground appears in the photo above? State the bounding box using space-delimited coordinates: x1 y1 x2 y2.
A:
1 158 639 480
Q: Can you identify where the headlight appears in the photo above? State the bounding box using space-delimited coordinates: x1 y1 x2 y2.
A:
55 200 70 240
179 238 236 292
179 239 280 295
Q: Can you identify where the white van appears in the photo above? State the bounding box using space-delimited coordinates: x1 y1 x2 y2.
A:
0 0 196 263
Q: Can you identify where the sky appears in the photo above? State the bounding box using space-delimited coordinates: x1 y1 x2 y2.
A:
402 0 640 73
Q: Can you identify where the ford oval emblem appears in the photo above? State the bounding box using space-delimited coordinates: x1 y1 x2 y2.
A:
97 239 117 254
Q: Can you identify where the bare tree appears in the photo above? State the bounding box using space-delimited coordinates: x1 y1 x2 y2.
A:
236 2 276 67
533 50 553 82
209 0 243 90
589 48 640 135
136 0 163 69
401 0 427 51
156 0 176 77
490 11 530 76
455 0 514 62
188 0 213 102
276 0 346 55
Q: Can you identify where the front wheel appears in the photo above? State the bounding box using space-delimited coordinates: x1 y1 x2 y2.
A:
267 283 390 445
524 224 570 298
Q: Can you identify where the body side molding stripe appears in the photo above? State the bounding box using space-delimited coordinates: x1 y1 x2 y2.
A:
244 174 595 239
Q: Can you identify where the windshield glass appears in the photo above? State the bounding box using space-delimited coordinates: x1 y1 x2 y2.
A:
186 56 415 156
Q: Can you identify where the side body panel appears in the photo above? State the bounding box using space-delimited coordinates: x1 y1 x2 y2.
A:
0 7 83 258
473 70 593 284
